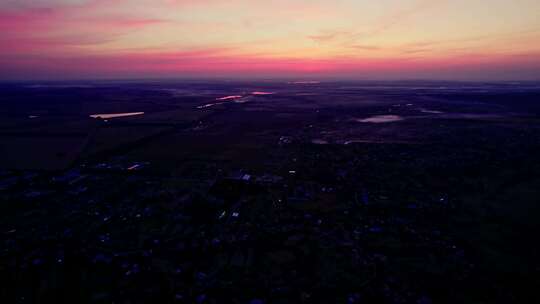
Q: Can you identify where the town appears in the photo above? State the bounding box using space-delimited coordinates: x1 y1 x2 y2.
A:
1 81 540 303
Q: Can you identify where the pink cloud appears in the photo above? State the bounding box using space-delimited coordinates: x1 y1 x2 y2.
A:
0 0 167 54
2 47 539 80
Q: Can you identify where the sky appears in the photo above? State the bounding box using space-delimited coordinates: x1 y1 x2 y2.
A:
1 0 540 80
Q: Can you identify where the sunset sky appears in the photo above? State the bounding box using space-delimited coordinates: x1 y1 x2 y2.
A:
1 0 540 80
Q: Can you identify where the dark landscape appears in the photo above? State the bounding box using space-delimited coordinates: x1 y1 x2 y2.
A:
1 80 539 303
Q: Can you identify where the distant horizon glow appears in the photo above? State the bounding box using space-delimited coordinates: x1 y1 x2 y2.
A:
1 0 540 81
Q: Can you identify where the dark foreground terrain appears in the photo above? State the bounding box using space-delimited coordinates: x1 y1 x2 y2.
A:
1 80 539 303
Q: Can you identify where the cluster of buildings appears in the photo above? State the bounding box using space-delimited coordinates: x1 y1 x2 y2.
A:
0 146 472 303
